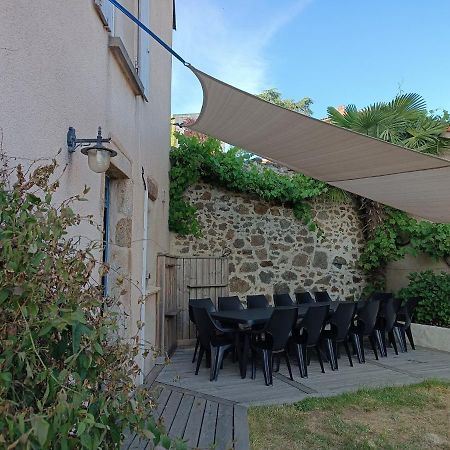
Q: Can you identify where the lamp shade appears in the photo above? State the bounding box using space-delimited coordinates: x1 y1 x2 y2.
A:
87 148 111 173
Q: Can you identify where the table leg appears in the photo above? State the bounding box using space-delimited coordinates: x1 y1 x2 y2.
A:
240 333 250 379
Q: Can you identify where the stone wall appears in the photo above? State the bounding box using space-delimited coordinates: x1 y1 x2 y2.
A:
170 183 369 301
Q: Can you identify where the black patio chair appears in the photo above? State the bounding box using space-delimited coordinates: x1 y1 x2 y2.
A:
321 302 356 370
247 294 269 309
218 295 244 311
369 292 393 306
295 292 315 304
349 299 380 363
291 304 330 378
250 307 298 386
374 297 402 356
273 293 294 307
192 306 235 381
189 298 216 363
394 297 421 351
314 291 332 303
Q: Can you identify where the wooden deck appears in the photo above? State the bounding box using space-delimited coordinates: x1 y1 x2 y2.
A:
124 345 450 449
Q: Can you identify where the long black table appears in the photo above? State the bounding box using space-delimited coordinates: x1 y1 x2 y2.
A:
210 301 354 378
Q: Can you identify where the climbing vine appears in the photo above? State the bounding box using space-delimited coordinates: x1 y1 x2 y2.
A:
169 134 337 236
360 208 450 273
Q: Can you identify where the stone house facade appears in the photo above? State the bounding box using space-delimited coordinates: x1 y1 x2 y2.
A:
171 183 369 301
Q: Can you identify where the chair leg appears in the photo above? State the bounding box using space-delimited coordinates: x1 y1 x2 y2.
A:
325 338 336 370
195 346 204 375
251 349 257 380
388 331 399 355
212 346 227 381
294 343 307 378
262 350 270 386
405 326 416 350
192 337 199 363
398 327 408 352
272 354 280 372
368 335 378 361
351 333 363 364
315 345 325 373
374 330 385 357
343 339 353 367
268 351 273 385
284 351 293 381
360 335 366 363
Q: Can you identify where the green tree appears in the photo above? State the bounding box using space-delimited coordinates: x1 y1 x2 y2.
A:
327 93 449 155
258 88 313 116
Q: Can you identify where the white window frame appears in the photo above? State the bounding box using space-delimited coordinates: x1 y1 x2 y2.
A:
95 0 115 34
138 0 150 97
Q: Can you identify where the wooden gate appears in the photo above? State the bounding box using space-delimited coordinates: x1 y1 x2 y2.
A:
156 255 229 354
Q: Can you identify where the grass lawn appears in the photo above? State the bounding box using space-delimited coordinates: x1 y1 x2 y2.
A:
248 380 450 450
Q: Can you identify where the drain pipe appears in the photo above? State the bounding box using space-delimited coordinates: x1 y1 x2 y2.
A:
139 167 148 385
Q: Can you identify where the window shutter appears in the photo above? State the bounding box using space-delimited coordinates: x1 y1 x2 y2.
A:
138 0 150 97
95 0 115 33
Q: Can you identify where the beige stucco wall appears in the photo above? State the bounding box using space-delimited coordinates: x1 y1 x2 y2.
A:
386 253 450 292
0 0 173 376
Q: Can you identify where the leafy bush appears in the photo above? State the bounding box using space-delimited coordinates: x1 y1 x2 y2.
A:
169 134 330 235
0 161 181 449
398 271 450 328
360 208 450 273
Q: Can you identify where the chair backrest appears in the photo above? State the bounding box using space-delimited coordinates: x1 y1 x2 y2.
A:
295 292 315 304
358 299 380 335
403 297 421 327
331 302 356 341
370 292 393 304
218 295 243 311
314 291 332 303
247 294 269 309
382 297 398 332
265 307 298 351
188 298 215 324
300 305 330 345
273 293 294 307
192 307 219 348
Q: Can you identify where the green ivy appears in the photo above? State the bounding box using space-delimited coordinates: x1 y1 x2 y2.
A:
169 134 329 235
359 208 450 273
398 271 450 328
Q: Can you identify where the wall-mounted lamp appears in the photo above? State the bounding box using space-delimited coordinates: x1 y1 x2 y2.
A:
67 126 117 173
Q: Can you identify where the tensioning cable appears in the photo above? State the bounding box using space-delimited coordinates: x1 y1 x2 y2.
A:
107 0 188 66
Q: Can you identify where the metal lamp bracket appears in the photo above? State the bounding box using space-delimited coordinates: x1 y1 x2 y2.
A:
67 126 113 153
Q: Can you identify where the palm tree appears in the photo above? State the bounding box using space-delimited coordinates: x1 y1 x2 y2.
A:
327 93 450 237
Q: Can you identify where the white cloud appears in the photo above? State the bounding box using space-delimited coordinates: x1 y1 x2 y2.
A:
172 0 312 114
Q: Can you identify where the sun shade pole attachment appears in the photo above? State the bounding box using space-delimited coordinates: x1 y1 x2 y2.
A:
106 0 189 66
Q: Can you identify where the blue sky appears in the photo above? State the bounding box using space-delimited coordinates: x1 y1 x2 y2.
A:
172 0 450 119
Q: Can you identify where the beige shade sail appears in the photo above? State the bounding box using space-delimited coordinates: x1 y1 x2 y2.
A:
188 66 450 223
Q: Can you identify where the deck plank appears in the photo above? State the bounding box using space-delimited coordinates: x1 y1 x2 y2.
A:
214 403 233 450
183 397 206 448
233 405 250 450
197 400 219 449
160 391 183 432
169 394 195 439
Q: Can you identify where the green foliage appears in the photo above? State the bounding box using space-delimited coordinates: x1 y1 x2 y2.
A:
0 162 182 449
258 88 313 116
398 271 450 328
359 208 450 273
169 134 329 236
328 93 450 155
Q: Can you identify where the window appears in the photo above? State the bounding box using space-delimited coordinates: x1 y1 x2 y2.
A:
95 0 115 34
138 0 150 96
